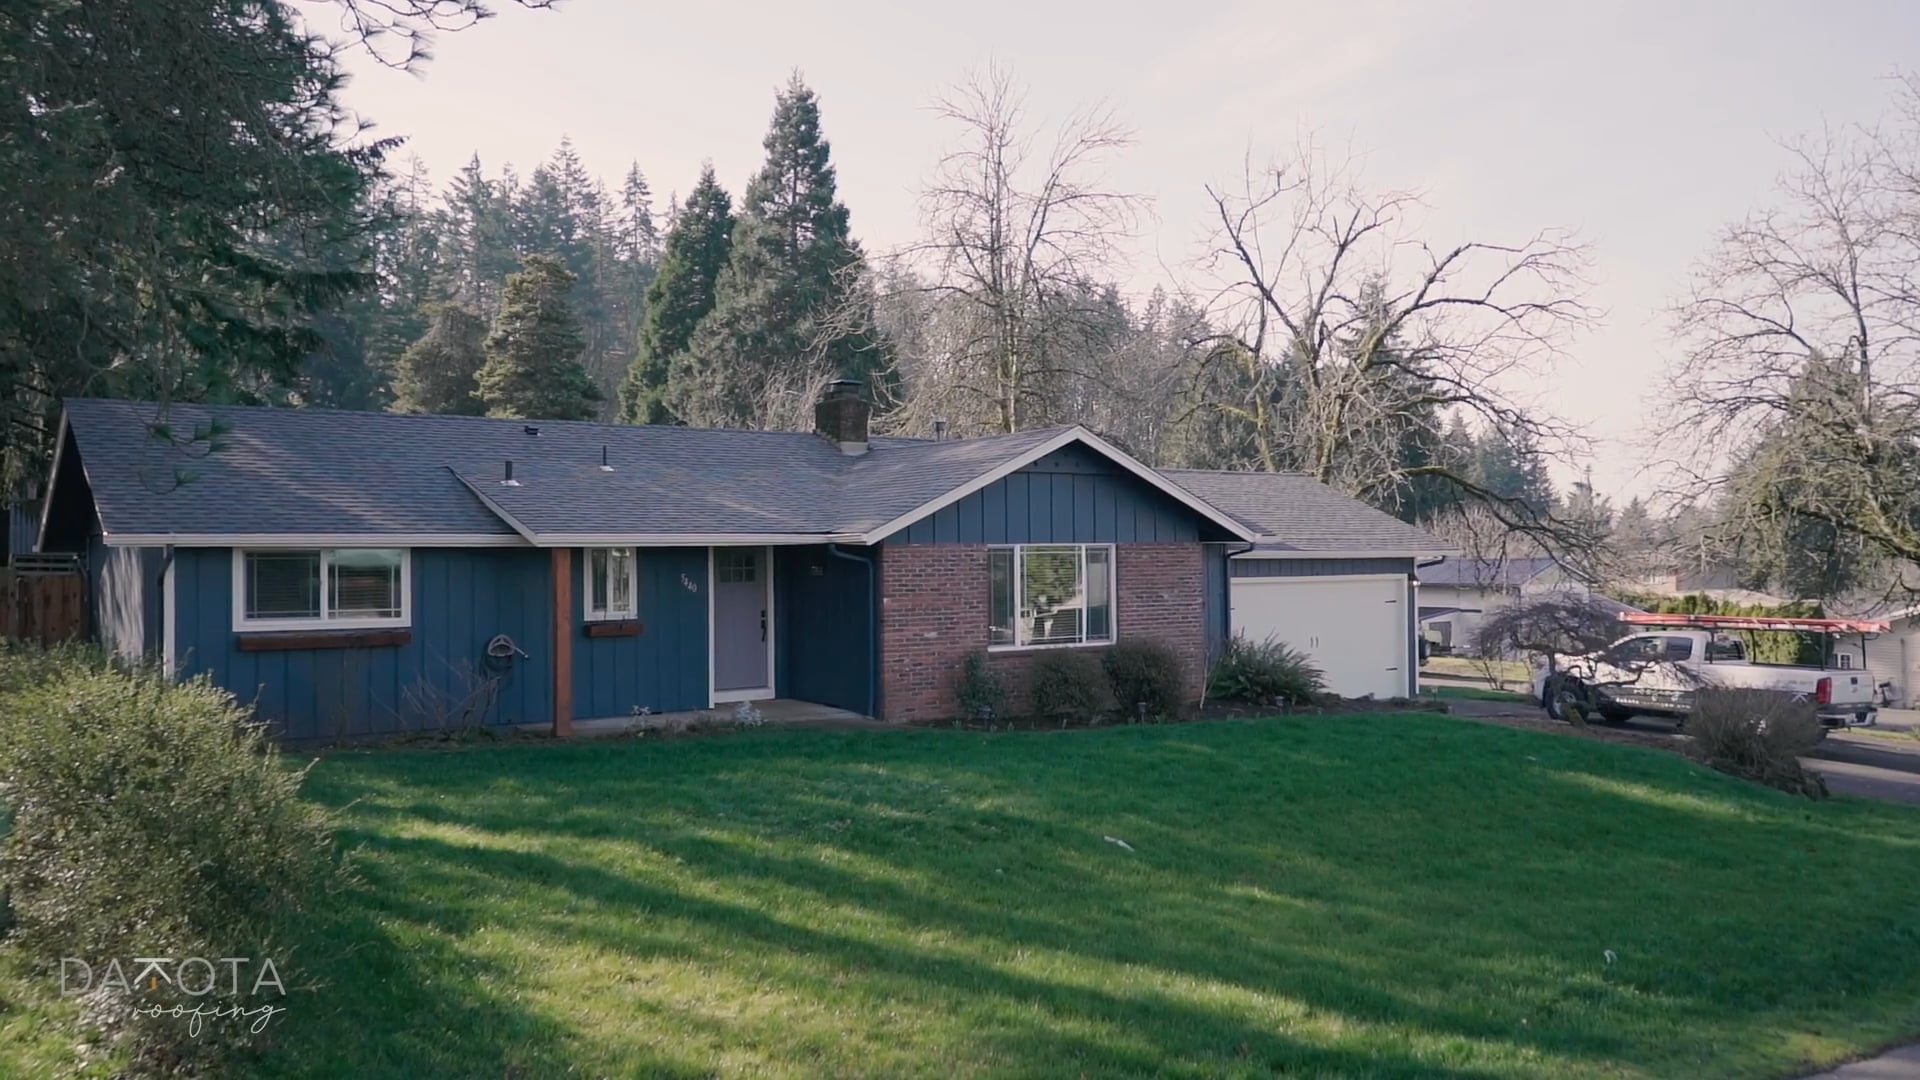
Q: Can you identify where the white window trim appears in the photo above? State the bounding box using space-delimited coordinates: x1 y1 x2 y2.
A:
988 543 1117 652
583 546 640 622
230 547 412 632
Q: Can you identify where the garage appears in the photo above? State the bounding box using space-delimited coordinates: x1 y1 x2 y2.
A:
1230 574 1412 699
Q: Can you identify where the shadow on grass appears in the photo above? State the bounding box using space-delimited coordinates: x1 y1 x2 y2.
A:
267 717 1920 1079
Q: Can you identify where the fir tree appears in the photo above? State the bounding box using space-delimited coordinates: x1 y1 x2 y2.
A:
618 166 735 423
392 304 488 415
476 255 602 420
441 154 521 316
670 74 874 427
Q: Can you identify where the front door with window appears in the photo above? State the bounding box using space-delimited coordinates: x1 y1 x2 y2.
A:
712 546 771 697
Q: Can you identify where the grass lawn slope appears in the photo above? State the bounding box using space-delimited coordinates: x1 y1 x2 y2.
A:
247 717 1920 1078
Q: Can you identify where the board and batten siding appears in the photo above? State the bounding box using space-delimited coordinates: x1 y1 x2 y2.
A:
1228 555 1421 698
884 443 1203 545
774 544 877 715
171 546 553 740
571 547 709 719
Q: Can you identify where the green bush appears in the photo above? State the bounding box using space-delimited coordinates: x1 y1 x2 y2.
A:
1026 650 1110 726
954 649 1008 722
1686 687 1829 798
1103 639 1187 721
1208 634 1325 706
0 648 341 1071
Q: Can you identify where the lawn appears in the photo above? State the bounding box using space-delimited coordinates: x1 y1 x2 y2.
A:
1425 656 1532 684
92 717 1920 1078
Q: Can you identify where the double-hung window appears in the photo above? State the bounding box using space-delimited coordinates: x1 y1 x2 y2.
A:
234 548 409 630
584 547 638 621
988 544 1114 648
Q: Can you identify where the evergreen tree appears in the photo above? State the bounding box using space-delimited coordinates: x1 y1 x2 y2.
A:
475 255 602 420
616 164 662 268
441 154 521 316
392 304 488 415
618 166 735 423
669 75 873 427
0 0 385 480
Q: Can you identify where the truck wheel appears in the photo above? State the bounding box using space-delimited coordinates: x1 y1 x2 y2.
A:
1543 676 1586 723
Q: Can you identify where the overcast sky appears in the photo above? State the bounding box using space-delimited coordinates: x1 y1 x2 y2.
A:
338 0 1920 499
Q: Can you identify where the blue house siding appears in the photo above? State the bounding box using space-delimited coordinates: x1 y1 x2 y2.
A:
886 443 1203 545
1203 544 1232 661
572 547 709 719
88 536 161 662
172 546 553 740
774 545 876 715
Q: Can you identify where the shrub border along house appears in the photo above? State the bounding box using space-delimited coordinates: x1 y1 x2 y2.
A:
33 386 1451 739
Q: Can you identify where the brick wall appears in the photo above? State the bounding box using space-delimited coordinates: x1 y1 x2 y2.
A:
877 543 1207 722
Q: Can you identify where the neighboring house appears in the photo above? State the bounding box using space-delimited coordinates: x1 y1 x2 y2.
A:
1625 565 1796 608
1417 556 1593 653
1163 471 1455 699
3 478 41 565
36 386 1296 738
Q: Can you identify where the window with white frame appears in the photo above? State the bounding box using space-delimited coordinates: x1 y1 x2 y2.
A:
988 544 1114 648
234 548 409 629
584 547 638 621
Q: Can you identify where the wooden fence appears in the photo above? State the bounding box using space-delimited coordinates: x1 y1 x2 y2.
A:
0 565 86 645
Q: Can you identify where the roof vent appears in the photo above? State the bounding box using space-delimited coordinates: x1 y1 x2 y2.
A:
598 446 614 472
500 460 521 487
932 418 948 441
523 425 540 436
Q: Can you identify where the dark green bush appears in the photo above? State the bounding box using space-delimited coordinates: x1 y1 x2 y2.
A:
1208 634 1325 706
1026 650 1110 726
953 649 1008 721
1102 639 1187 721
1686 687 1829 798
0 649 341 1070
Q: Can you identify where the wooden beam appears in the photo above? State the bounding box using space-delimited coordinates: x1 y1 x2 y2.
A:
551 547 573 737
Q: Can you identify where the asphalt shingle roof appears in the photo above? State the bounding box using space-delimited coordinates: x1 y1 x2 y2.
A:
1417 556 1566 587
1161 469 1453 556
60 398 1076 542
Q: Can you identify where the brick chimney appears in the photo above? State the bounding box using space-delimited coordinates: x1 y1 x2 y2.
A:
815 379 870 456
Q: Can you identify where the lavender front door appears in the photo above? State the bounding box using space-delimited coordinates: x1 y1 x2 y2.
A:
712 546 770 697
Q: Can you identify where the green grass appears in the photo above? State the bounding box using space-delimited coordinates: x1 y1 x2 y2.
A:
18 716 1920 1079
1423 684 1537 704
1425 656 1532 683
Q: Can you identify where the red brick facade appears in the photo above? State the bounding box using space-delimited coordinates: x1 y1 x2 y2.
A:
877 543 1208 722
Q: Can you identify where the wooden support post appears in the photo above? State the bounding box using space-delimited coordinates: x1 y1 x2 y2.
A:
551 547 573 737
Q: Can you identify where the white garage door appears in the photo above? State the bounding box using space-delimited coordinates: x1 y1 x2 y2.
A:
1230 576 1409 699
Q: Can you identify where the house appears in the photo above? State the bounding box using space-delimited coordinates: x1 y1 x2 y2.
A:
1416 556 1593 653
1162 471 1455 699
34 387 1461 735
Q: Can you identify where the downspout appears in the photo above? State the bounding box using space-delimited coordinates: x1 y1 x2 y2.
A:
158 545 176 673
828 544 878 719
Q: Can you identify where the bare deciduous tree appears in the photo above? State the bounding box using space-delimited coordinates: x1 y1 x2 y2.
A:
1192 140 1596 551
1662 75 1920 596
887 63 1143 436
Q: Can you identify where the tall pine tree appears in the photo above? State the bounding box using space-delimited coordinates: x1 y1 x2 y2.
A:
618 166 735 423
475 255 602 420
393 304 488 415
669 75 873 428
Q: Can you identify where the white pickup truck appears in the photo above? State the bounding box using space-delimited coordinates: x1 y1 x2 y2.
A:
1531 625 1879 730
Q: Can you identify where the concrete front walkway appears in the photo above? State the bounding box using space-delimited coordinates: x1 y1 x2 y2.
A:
1802 1044 1920 1079
517 698 887 739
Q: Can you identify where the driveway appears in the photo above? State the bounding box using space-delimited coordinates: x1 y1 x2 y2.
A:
1437 690 1920 806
